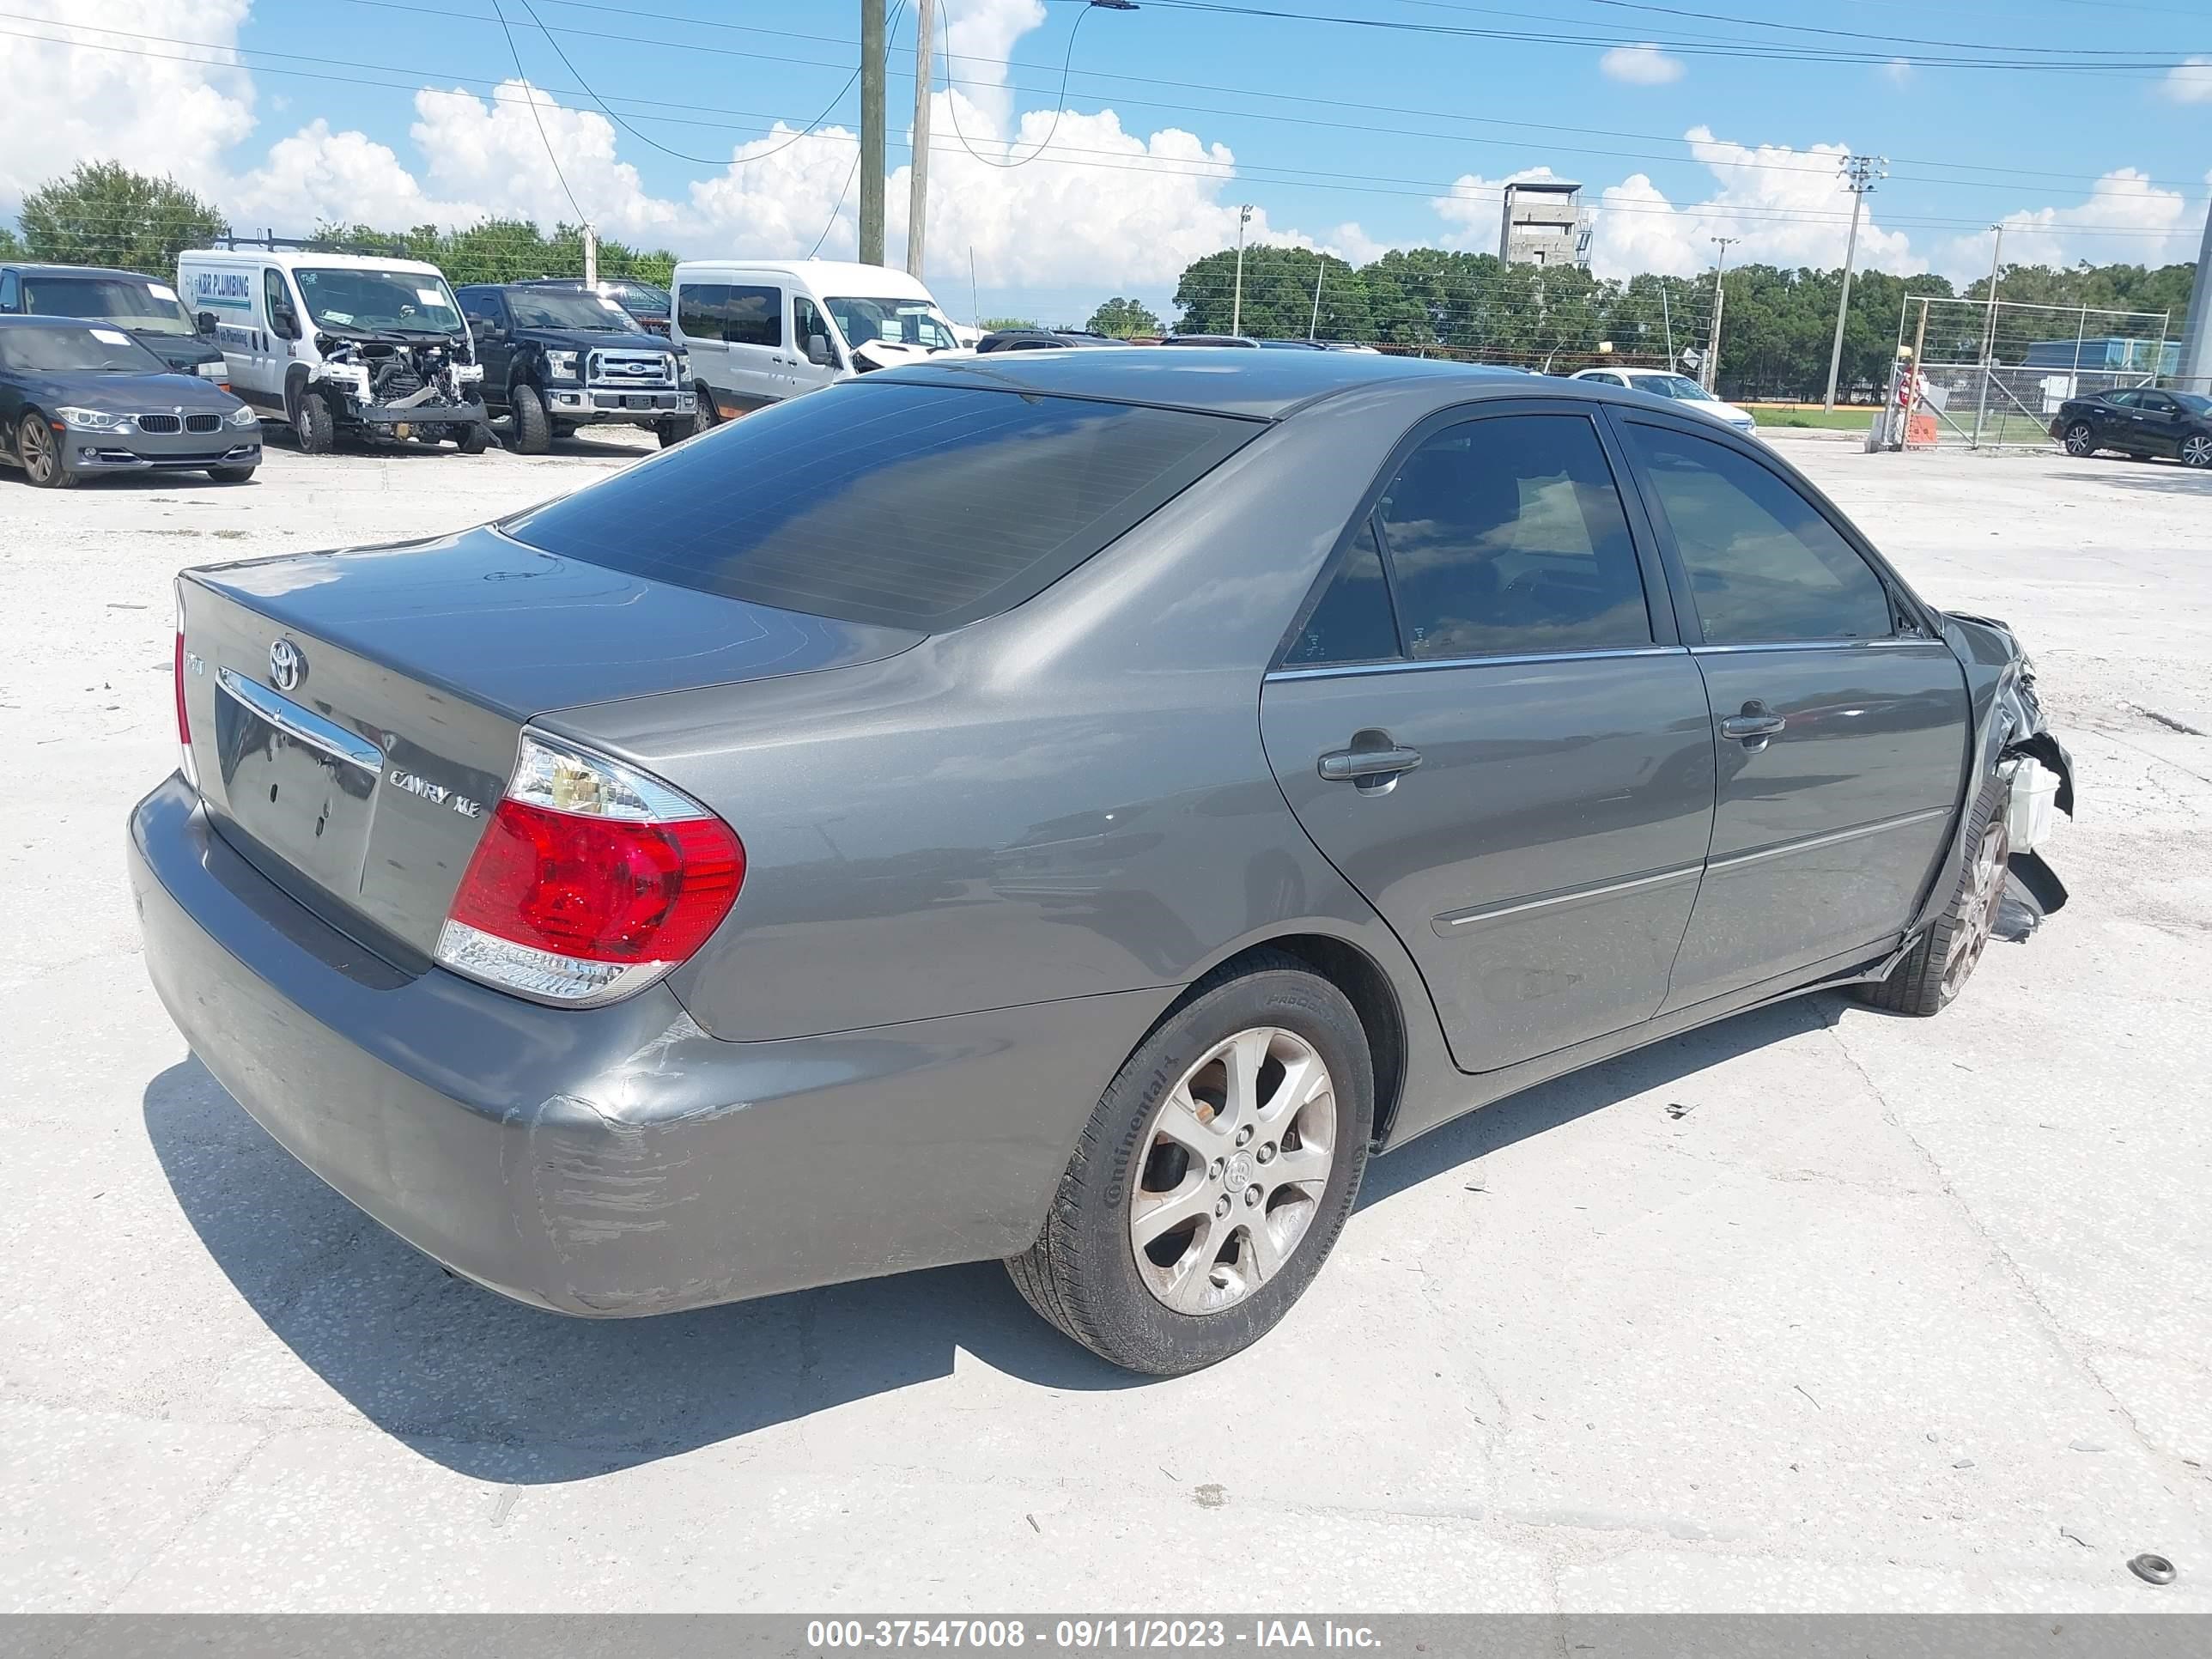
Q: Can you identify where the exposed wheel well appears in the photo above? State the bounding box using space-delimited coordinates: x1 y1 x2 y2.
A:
1158 935 1408 1151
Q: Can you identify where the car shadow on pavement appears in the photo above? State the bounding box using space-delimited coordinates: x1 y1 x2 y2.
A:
2081 465 2212 495
144 991 1839 1484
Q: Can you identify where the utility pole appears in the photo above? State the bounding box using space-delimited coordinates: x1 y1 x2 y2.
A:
1230 204 1254 336
860 0 886 266
1308 254 1326 340
1979 222 2006 360
906 0 935 278
582 223 598 287
1659 280 1674 364
2179 193 2212 395
1704 236 1737 392
1822 153 1886 412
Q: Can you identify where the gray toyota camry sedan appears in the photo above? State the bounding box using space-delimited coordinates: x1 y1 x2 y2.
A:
130 349 2073 1374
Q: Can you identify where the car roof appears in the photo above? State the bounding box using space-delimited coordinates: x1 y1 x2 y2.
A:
875 345 1550 421
0 313 121 329
670 258 936 297
3 264 165 281
179 248 447 277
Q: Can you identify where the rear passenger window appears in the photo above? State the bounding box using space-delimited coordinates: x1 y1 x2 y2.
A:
1621 423 1893 643
725 285 782 348
676 283 728 338
501 382 1257 631
1375 414 1652 659
1285 526 1397 666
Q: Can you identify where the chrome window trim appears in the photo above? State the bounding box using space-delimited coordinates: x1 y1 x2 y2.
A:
1708 805 1953 872
1267 644 1686 684
1689 637 1942 656
216 667 385 771
1434 862 1704 933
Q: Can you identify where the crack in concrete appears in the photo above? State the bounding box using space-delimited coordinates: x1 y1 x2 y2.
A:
96 1428 277 1613
1820 1008 2185 1479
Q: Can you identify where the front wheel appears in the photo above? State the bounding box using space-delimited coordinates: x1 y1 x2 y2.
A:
691 385 721 432
2181 434 2212 470
510 383 551 454
656 413 696 447
205 464 257 484
2062 422 2096 458
294 389 337 455
1006 954 1373 1375
456 423 489 456
18 413 79 488
1853 775 2009 1017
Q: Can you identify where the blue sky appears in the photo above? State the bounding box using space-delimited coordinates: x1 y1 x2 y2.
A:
5 0 2208 324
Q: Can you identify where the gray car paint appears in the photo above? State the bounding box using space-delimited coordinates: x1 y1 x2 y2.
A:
131 351 2055 1320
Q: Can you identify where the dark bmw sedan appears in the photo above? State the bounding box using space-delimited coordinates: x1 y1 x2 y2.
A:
2 316 260 488
129 350 2072 1374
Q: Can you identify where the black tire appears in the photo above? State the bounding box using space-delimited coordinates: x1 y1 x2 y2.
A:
656 413 696 447
456 422 489 456
692 384 720 431
511 383 551 454
18 412 79 488
1006 952 1374 1376
205 465 257 483
2181 434 2212 470
294 389 337 455
1853 775 2009 1018
2061 422 2096 459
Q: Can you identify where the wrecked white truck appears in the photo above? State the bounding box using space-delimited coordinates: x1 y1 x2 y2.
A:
179 245 489 455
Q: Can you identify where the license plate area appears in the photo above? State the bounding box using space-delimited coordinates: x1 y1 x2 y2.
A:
213 669 383 892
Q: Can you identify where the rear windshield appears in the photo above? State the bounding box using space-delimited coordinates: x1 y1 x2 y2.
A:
501 381 1259 629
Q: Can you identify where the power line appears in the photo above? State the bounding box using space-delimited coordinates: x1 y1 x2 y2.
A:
486 0 586 223
939 0 1098 170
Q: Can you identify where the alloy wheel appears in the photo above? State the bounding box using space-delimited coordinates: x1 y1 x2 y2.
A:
2063 423 2094 457
2182 434 2211 469
1942 821 2008 1001
21 416 58 483
1127 1026 1337 1316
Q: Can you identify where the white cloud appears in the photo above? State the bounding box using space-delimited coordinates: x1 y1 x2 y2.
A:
1431 166 1576 252
1884 58 1913 88
2162 58 2212 104
1580 128 1916 278
1933 168 2207 275
1600 45 1685 87
0 1 256 207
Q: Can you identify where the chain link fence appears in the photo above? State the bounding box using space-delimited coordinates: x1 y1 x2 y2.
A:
1877 297 2172 452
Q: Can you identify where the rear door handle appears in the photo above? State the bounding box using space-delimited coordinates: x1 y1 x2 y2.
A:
1318 732 1423 790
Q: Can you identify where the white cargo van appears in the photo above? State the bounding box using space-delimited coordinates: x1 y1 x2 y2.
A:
176 244 489 453
669 259 961 424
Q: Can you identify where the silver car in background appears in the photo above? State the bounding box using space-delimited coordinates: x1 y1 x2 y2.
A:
130 349 2070 1375
1569 365 1763 437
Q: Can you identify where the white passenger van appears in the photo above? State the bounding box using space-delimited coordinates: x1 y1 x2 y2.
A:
669 259 962 424
176 243 489 453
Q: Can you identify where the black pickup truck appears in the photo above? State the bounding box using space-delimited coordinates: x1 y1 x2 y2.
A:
454 283 696 453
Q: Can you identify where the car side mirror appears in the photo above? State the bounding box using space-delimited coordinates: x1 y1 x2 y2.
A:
805 332 834 367
271 306 300 341
196 311 219 337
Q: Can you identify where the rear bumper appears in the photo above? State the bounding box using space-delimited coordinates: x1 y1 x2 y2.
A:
127 774 1153 1316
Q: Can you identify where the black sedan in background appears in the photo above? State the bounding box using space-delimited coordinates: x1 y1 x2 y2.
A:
973 327 1130 352
0 316 261 489
1 261 232 383
2051 386 2212 468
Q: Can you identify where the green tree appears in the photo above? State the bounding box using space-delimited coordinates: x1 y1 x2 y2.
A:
977 315 1037 332
1174 246 1370 340
307 218 678 289
0 222 22 260
1086 295 1161 337
17 162 227 276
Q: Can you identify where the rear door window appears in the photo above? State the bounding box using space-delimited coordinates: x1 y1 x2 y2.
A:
1620 421 1893 642
1284 525 1398 667
1374 413 1654 659
501 382 1259 630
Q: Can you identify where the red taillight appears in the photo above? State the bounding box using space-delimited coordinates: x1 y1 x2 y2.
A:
449 799 743 965
434 732 743 1006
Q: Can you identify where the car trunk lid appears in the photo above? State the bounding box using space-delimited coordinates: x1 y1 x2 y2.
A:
177 524 921 960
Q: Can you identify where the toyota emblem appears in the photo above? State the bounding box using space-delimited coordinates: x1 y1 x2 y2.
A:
269 638 304 692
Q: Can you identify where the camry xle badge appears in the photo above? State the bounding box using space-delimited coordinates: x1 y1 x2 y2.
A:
386 768 483 818
268 638 303 692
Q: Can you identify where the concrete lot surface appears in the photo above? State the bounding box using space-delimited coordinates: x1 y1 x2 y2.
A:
3 424 2208 1613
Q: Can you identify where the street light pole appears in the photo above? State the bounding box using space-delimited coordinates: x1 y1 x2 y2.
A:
1230 204 1254 337
1822 153 1886 412
1704 236 1737 392
1308 254 1326 340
